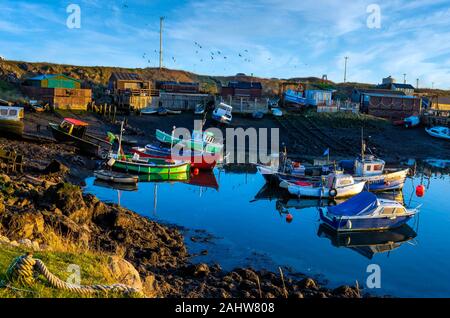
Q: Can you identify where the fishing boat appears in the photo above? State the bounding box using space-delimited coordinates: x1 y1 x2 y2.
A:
403 115 420 128
339 155 409 192
318 224 417 259
339 132 409 192
156 129 223 154
194 104 206 115
131 146 217 170
48 118 113 159
212 103 233 124
425 126 450 141
94 170 138 184
286 172 366 199
108 154 191 175
284 89 307 106
319 192 420 232
0 106 24 137
141 108 158 115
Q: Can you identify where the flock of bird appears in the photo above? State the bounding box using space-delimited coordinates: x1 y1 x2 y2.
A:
120 2 304 71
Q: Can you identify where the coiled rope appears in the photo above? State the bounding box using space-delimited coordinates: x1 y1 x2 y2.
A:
2 253 144 297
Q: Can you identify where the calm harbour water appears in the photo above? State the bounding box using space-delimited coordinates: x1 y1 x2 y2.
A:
85 167 450 297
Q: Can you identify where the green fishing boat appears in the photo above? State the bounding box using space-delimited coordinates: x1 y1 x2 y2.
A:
109 155 191 175
138 171 190 182
156 129 223 154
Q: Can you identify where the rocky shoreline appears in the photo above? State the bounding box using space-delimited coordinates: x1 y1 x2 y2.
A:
0 134 366 298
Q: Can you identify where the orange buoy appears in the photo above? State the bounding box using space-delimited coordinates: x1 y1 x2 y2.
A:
286 214 293 223
416 185 425 197
193 168 200 176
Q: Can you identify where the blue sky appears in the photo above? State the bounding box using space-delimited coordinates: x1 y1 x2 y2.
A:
1 0 450 88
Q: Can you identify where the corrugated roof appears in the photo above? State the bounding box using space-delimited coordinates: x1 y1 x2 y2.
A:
354 88 406 96
27 74 81 82
110 72 144 81
392 83 415 90
227 81 262 89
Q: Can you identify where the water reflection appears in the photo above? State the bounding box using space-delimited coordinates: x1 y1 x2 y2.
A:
317 224 417 260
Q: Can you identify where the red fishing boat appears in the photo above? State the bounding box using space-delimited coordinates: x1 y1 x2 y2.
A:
131 146 217 170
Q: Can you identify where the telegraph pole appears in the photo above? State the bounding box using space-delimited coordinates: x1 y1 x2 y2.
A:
416 78 419 89
344 56 349 83
159 17 164 70
403 73 407 84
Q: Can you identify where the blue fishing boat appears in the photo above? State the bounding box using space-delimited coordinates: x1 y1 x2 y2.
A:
284 89 306 106
319 192 420 232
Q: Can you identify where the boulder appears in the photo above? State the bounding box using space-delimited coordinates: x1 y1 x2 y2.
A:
108 256 143 292
298 278 318 290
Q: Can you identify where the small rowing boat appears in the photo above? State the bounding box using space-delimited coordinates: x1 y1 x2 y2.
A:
94 170 138 184
425 126 450 141
141 108 158 115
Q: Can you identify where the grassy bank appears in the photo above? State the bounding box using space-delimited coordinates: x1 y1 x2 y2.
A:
0 244 124 298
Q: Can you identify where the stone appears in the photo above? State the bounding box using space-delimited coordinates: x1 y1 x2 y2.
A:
298 278 318 290
142 274 158 298
333 285 360 298
43 160 69 175
0 235 10 244
108 256 143 292
31 241 40 251
9 240 19 247
192 264 210 277
19 238 33 249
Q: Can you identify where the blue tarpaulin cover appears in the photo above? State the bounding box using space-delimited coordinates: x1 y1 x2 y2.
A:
329 192 378 216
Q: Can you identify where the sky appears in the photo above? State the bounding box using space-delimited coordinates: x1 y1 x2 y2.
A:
0 0 450 88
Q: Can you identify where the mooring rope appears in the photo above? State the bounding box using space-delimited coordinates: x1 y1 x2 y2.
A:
2 253 144 297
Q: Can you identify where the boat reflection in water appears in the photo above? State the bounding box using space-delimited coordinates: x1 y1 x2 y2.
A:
317 224 417 259
93 179 138 192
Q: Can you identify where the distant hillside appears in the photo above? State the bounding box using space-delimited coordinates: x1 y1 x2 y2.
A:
1 59 447 103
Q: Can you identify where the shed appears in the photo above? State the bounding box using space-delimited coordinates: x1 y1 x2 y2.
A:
23 74 81 89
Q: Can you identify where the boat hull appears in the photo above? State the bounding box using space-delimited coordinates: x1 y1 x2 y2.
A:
288 181 366 199
0 120 24 137
156 129 223 153
112 159 191 175
132 148 217 170
49 123 111 158
94 170 138 184
320 208 414 232
354 169 409 192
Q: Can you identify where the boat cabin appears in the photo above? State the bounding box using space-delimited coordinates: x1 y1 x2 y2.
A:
354 155 385 177
59 118 89 139
0 106 24 121
192 131 216 144
326 172 355 188
376 199 408 217
213 103 233 121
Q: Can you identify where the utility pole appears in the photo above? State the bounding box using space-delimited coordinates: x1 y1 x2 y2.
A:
344 56 349 83
403 73 407 84
416 78 419 89
432 82 435 90
159 17 164 70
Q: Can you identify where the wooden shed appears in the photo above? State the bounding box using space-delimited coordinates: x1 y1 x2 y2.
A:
108 72 154 110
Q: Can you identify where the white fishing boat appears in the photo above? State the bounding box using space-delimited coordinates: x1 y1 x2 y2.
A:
425 126 450 141
287 172 366 199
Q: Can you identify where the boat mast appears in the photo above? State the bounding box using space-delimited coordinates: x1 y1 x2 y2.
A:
118 121 124 158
